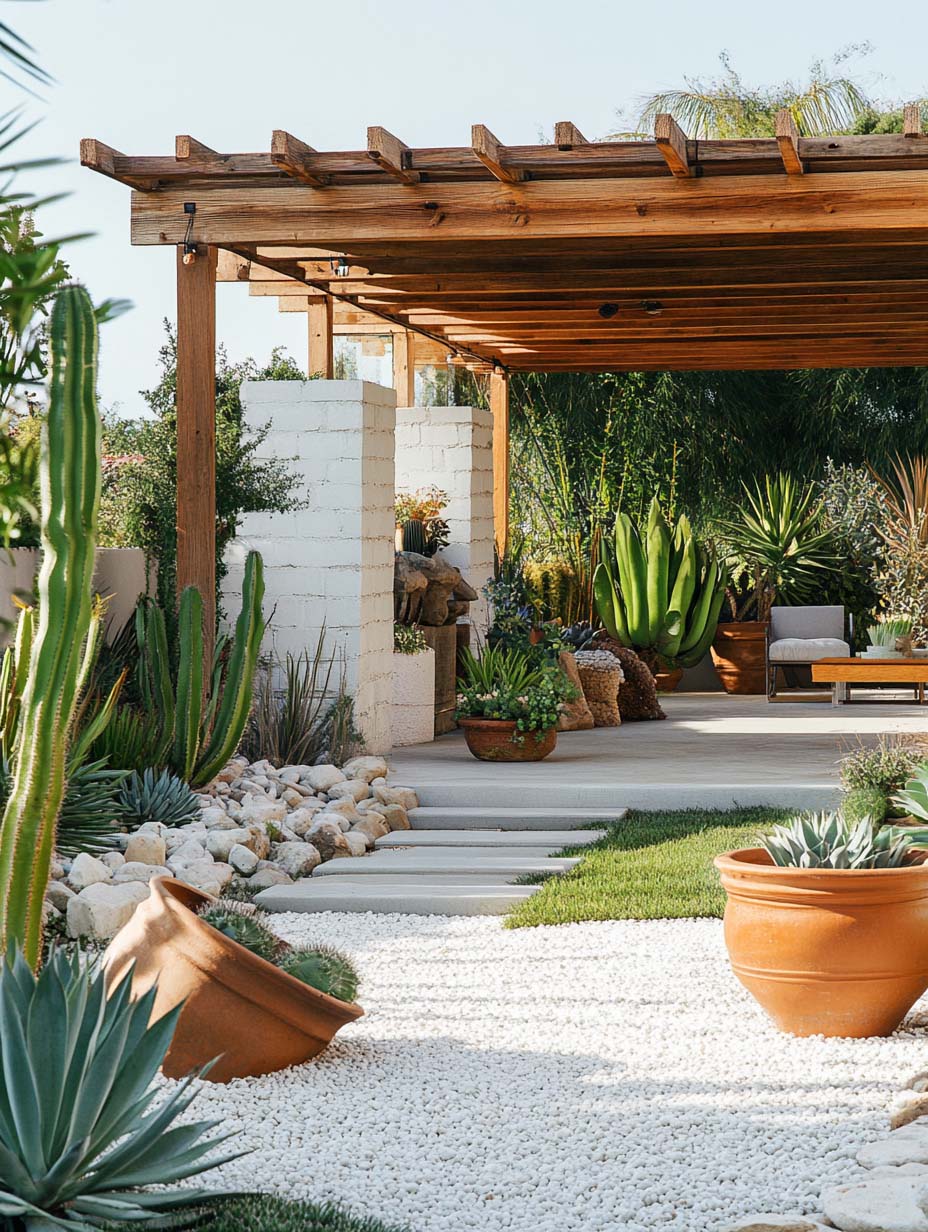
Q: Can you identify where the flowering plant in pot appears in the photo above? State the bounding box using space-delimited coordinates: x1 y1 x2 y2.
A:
455 645 572 761
715 811 928 1038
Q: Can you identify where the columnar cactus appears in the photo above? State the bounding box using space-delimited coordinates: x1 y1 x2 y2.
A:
0 286 101 966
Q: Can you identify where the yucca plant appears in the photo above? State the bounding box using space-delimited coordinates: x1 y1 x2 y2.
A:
867 615 913 649
0 947 243 1230
116 767 199 830
761 811 914 869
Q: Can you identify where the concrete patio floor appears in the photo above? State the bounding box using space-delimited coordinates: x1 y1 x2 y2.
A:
388 691 928 811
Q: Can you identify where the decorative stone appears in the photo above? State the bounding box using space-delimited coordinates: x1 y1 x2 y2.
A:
67 852 112 891
45 880 76 911
721 1219 831 1232
245 825 271 860
343 831 369 857
200 807 234 828
167 839 211 870
66 881 149 940
379 802 411 831
123 833 167 867
228 843 259 874
307 819 352 861
352 813 389 842
347 825 375 851
327 779 371 804
113 862 172 884
206 827 253 861
304 765 346 793
891 1091 928 1130
238 799 288 825
247 867 295 890
858 1123 928 1169
342 756 389 783
374 784 418 810
822 1176 928 1232
272 842 322 878
99 851 126 870
322 797 362 824
179 859 233 894
288 805 323 836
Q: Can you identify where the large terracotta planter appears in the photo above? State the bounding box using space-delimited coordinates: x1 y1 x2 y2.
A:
458 717 557 762
654 666 684 692
711 621 768 694
103 877 363 1082
714 847 928 1037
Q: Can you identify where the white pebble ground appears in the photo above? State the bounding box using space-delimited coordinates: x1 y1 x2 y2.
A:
189 914 928 1232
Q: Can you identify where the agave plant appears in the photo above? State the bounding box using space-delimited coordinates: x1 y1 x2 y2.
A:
116 767 199 829
867 615 913 649
761 811 914 869
0 947 243 1230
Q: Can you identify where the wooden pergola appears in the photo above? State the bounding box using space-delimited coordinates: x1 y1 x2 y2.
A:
82 107 928 642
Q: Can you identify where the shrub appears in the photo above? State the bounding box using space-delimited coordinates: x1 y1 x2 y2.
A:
194 1193 410 1232
455 645 573 733
841 785 889 825
394 623 427 654
117 767 200 829
839 738 922 795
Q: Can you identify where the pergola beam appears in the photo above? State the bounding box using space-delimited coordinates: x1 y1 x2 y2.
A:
271 130 330 187
554 122 588 149
490 371 509 558
654 114 691 177
472 124 525 183
367 127 419 184
905 104 922 138
775 110 804 175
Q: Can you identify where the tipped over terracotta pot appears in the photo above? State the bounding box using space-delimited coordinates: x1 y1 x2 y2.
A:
103 876 363 1082
715 847 928 1038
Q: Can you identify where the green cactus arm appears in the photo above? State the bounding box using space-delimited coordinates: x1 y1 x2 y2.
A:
593 560 626 643
74 607 102 704
677 584 727 668
678 559 723 655
67 667 126 772
172 586 204 781
646 508 671 645
138 599 176 765
0 286 101 967
191 551 265 788
663 535 698 658
614 514 649 647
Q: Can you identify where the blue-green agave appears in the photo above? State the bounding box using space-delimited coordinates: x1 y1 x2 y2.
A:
761 811 913 870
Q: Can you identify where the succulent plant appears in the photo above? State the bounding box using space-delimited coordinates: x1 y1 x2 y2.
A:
841 785 889 826
280 943 360 1003
398 517 428 555
117 766 200 829
0 287 103 966
760 811 914 869
0 946 242 1228
199 899 283 964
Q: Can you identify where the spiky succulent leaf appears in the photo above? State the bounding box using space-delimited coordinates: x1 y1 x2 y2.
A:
117 768 199 830
198 900 282 964
279 943 360 1004
761 811 914 869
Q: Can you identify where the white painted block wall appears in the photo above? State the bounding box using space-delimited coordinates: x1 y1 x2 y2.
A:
395 405 495 635
223 380 396 754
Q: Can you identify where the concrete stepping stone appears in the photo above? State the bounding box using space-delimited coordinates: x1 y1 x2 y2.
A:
375 828 607 851
312 851 580 878
408 806 627 831
255 878 541 916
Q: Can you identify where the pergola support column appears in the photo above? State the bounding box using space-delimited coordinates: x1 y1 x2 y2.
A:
490 371 509 559
175 244 217 655
307 294 334 377
393 329 416 407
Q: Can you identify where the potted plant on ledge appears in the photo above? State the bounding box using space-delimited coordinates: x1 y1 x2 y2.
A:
715 811 928 1038
456 645 571 761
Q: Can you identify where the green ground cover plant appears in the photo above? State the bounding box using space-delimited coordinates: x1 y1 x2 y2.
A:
505 808 794 928
196 1193 411 1232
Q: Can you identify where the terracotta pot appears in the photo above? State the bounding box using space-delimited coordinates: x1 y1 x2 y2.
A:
458 717 557 762
654 666 684 692
714 847 928 1037
710 621 768 694
103 877 363 1082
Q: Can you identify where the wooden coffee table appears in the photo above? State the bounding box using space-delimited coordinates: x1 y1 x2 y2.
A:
811 657 928 705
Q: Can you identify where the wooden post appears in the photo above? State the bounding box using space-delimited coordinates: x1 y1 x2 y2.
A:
490 371 509 559
394 329 416 406
176 244 217 657
307 295 334 376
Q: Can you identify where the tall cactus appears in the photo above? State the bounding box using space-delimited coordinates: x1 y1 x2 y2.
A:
594 498 727 672
0 286 101 967
136 551 264 789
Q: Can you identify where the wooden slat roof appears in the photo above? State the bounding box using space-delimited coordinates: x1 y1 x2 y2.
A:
82 114 928 371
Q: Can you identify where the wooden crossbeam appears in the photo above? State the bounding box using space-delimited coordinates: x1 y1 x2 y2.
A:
216 250 250 282
554 122 588 150
79 138 154 190
472 124 525 183
654 114 691 177
271 130 329 188
176 135 217 160
905 104 922 138
775 110 804 175
367 127 419 184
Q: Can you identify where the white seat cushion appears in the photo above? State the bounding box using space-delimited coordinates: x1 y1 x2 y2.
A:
768 637 850 663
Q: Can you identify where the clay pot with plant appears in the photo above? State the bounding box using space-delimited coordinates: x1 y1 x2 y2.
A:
455 644 571 761
104 877 363 1082
715 812 928 1038
712 474 836 694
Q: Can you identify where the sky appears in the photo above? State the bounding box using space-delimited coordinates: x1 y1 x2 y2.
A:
10 0 928 418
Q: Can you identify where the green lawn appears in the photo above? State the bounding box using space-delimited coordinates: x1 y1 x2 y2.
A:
194 1194 410 1231
504 807 795 928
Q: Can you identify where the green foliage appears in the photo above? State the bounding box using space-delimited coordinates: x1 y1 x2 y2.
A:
523 559 580 624
394 623 427 655
193 1193 411 1232
842 785 889 826
279 944 360 1003
455 645 572 733
394 487 449 557
816 460 884 636
134 552 265 788
0 286 101 967
838 738 922 795
866 615 912 647
595 498 726 669
241 627 360 768
892 760 928 822
116 767 199 829
88 704 165 773
0 946 240 1229
199 900 283 964
0 755 124 857
716 473 835 621
852 102 928 134
761 811 913 868
102 327 305 618
397 517 427 555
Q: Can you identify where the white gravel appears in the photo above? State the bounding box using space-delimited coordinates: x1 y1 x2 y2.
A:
189 914 928 1232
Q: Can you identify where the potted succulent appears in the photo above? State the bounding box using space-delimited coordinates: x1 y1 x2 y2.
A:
593 498 726 691
395 485 450 555
393 622 435 746
715 812 928 1038
863 614 913 659
455 645 572 761
104 877 363 1081
712 474 835 694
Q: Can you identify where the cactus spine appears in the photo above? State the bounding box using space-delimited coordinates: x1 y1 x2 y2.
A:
399 518 428 555
0 286 101 967
594 498 726 671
